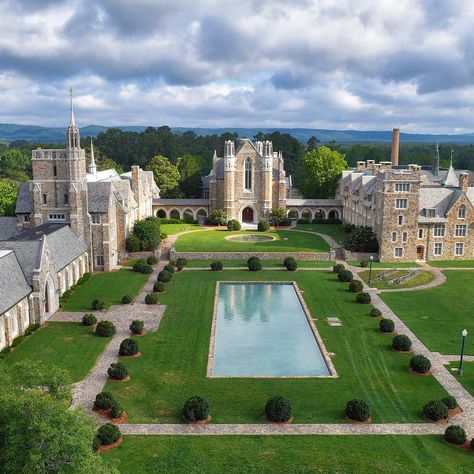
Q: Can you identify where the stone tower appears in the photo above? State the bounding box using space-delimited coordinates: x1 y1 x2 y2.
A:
262 140 273 216
223 140 236 219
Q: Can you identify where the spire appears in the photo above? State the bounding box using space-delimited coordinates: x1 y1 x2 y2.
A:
450 148 454 168
69 87 76 127
433 140 440 177
66 88 80 150
89 138 97 175
212 149 217 163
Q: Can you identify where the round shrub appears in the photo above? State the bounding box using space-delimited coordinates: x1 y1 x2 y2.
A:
176 257 188 268
92 435 101 452
157 270 172 282
147 255 158 265
409 355 431 374
107 362 128 380
441 396 458 410
227 219 241 231
119 338 139 356
370 308 382 317
444 425 466 445
110 401 123 419
379 318 395 333
422 400 448 421
96 423 121 446
132 261 146 273
356 292 371 304
121 295 132 304
285 260 297 271
392 334 412 352
359 259 369 268
164 264 175 274
345 399 371 422
247 256 262 272
145 293 159 305
153 281 165 292
265 395 292 422
130 320 144 334
182 396 210 422
338 270 353 282
257 219 270 232
82 313 97 327
333 263 345 273
210 261 223 271
283 256 296 267
91 299 105 311
95 321 116 337
94 391 115 410
348 280 363 293
141 264 153 274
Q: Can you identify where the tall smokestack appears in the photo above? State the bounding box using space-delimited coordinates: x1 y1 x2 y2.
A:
391 128 400 166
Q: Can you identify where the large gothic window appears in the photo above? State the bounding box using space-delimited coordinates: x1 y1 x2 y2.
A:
244 157 252 190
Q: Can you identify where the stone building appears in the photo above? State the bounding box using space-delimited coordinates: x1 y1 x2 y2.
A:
337 129 474 262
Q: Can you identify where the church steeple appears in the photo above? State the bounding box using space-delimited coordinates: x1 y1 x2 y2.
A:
89 138 97 176
433 140 440 177
67 88 80 150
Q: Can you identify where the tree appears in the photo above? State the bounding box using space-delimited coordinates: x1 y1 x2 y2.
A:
306 135 320 152
130 217 161 250
209 209 227 226
302 146 348 198
0 148 31 181
269 207 286 226
0 180 18 216
177 154 204 198
146 155 182 198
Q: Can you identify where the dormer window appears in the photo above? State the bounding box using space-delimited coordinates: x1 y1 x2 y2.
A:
426 208 436 218
244 157 252 191
458 205 466 219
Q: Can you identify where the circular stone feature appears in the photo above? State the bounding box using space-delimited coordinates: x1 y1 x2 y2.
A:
225 234 276 243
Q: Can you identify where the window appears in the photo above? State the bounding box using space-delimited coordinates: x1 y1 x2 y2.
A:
48 214 66 221
434 224 445 237
458 205 466 219
418 228 424 239
53 165 57 177
64 194 69 205
391 232 397 242
455 224 467 237
394 248 403 258
91 214 101 224
402 232 408 243
203 190 209 199
23 214 30 223
95 255 104 267
395 183 411 192
426 208 436 218
455 243 464 256
244 157 252 190
396 199 408 209
434 242 443 255
42 194 47 205
398 215 404 225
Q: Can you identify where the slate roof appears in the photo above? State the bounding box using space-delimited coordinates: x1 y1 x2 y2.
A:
0 217 21 240
0 250 31 315
15 182 32 213
153 198 210 206
43 225 88 271
443 166 460 187
0 240 42 285
87 181 112 212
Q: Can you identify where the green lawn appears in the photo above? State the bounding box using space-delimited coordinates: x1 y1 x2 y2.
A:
447 362 474 396
347 260 420 268
186 259 335 268
103 435 474 473
294 223 348 245
428 260 474 268
174 230 330 253
62 270 149 312
160 223 201 236
3 322 109 382
381 271 474 355
359 269 434 289
104 269 447 424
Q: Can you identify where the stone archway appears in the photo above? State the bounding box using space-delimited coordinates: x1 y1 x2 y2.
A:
169 209 181 220
44 274 57 319
242 207 254 223
156 209 167 218
328 209 340 220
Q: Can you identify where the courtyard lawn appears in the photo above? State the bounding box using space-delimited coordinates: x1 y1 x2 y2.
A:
428 260 474 268
174 229 330 253
160 223 201 236
103 435 474 473
62 269 149 312
104 269 447 424
3 322 109 382
186 259 335 268
447 362 474 396
294 223 348 245
347 260 420 268
381 271 474 355
359 269 435 290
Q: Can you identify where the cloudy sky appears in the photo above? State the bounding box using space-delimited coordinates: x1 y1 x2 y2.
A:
1 0 474 133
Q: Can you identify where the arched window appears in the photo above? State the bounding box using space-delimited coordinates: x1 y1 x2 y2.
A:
244 158 252 191
458 205 466 219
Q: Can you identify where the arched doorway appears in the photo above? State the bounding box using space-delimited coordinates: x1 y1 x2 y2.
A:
156 209 166 218
328 209 340 220
242 207 254 223
44 274 57 319
416 246 425 260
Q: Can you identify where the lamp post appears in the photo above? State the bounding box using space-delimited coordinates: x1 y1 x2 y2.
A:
458 329 468 376
368 254 374 285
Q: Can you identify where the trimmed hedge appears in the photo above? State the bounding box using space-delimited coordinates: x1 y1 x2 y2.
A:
338 270 353 282
409 355 431 374
441 396 458 410
345 399 370 422
110 401 123 419
119 338 139 356
145 293 159 305
91 299 105 310
147 255 158 265
96 423 121 446
257 219 270 231
227 219 241 231
183 396 210 422
247 256 262 272
164 264 175 274
210 261 223 271
24 324 40 336
359 259 369 268
422 400 448 421
107 362 128 380
141 264 153 274
157 270 172 282
82 313 97 327
285 260 297 271
356 292 371 304
444 425 467 445
121 295 132 304
392 334 412 352
132 260 146 273
265 395 292 422
92 435 101 452
176 257 188 267
130 320 144 334
94 391 116 410
283 256 296 267
348 280 363 292
379 318 395 333
370 308 382 317
333 264 345 273
95 321 116 337
153 281 166 292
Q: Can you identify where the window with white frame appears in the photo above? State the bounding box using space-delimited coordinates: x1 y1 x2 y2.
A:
398 215 404 225
433 242 443 255
455 224 467 237
48 214 66 221
395 183 411 192
458 205 466 219
395 198 408 209
434 224 445 237
94 255 104 267
394 248 403 258
418 228 424 239
426 208 436 218
391 232 397 242
402 232 408 242
455 242 464 256
91 214 101 224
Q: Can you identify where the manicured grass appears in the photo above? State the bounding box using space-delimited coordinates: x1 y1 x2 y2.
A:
429 260 474 268
160 223 201 236
104 269 447 423
359 269 434 289
103 435 474 473
3 322 109 382
294 223 348 244
62 270 149 312
186 259 335 268
447 362 474 396
381 271 474 355
174 229 330 252
347 260 420 268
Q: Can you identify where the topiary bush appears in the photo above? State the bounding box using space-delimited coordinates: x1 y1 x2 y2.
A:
110 401 123 419
82 313 97 326
182 396 210 422
257 219 270 232
141 264 153 274
96 423 121 446
359 259 369 267
95 321 116 337
119 338 139 356
121 295 132 304
91 299 105 311
107 362 128 380
285 259 297 271
441 396 458 410
157 270 172 282
164 264 175 274
265 395 292 422
370 308 382 317
379 318 395 333
444 425 467 445
409 355 431 374
210 261 223 271
176 257 188 268
333 263 345 273
283 256 296 267
130 320 144 335
338 270 353 282
94 391 116 410
392 334 412 352
153 281 166 292
247 256 262 272
147 255 158 265
345 399 371 422
348 280 363 292
227 219 241 231
132 260 146 273
92 435 101 452
145 293 159 305
356 292 371 304
422 400 448 421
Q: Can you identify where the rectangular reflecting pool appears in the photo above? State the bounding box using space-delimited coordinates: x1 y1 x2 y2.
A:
208 282 333 377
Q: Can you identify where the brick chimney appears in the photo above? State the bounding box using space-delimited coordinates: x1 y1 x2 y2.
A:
131 165 142 218
460 172 469 193
391 128 400 166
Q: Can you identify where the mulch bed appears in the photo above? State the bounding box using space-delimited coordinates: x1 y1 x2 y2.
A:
408 368 432 376
379 330 397 335
119 352 142 359
442 439 474 453
182 415 212 424
93 407 128 424
96 436 123 454
108 375 131 382
346 416 372 424
130 331 147 337
111 411 128 424
448 406 463 418
391 348 413 353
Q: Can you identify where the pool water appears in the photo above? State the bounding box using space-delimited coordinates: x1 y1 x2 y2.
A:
210 282 330 377
225 234 275 242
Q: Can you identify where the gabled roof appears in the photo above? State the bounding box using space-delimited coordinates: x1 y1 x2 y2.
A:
0 217 21 240
87 181 112 212
15 182 32 213
443 166 459 187
0 250 31 315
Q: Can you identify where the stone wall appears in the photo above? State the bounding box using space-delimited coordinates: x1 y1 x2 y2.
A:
170 250 334 261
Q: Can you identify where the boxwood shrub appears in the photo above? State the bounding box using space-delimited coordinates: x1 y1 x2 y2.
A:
379 318 395 333
337 270 353 282
285 260 298 271
141 264 153 274
182 396 210 422
145 293 159 305
283 256 296 267
409 354 431 374
110 401 123 419
257 219 270 232
359 259 369 267
356 292 371 304
392 334 412 352
147 255 158 265
91 299 105 310
227 219 241 231
153 281 165 292
121 294 132 304
444 425 467 445
132 260 146 273
94 391 116 410
370 308 382 317
82 313 97 326
441 396 458 410
345 399 371 422
130 320 144 335
210 261 223 271
265 395 292 422
422 400 448 421
348 280 363 293
247 256 262 272
107 362 128 380
119 338 139 356
24 323 40 336
96 423 121 446
164 264 175 274
176 257 188 267
92 435 101 452
157 270 172 282
95 321 116 337
333 263 345 273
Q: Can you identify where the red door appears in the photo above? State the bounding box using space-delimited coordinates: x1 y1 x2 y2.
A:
242 207 254 222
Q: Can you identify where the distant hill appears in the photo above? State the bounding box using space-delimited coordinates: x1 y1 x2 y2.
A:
1 123 474 144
